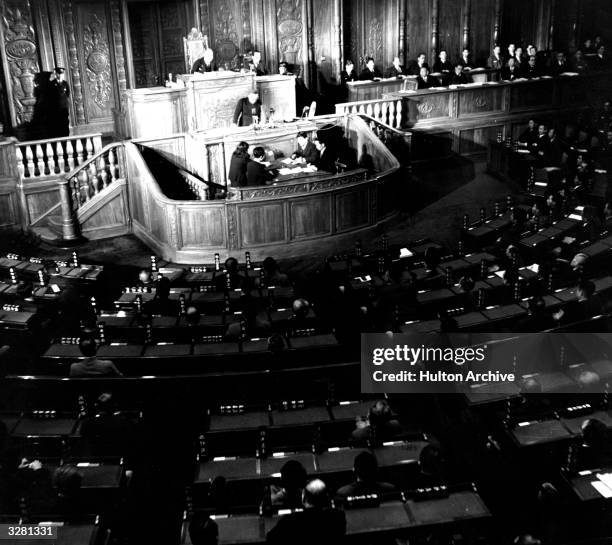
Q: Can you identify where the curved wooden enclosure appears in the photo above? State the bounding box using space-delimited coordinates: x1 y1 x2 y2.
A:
124 115 402 263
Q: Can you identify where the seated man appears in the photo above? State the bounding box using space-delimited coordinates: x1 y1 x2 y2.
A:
385 56 406 78
549 51 568 76
335 451 395 503
518 119 538 145
233 89 262 126
521 55 541 78
457 48 473 70
271 460 307 509
487 45 505 70
292 132 319 164
313 138 336 172
501 57 521 81
448 63 469 85
249 50 267 75
191 48 217 73
407 52 429 76
278 61 292 75
266 479 346 545
70 337 122 377
433 50 453 74
553 280 600 324
416 66 440 89
359 57 382 80
246 146 273 186
214 257 249 292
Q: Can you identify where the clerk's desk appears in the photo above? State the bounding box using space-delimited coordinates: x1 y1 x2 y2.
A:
125 72 296 139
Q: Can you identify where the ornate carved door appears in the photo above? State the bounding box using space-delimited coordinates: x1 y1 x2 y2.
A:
128 0 191 87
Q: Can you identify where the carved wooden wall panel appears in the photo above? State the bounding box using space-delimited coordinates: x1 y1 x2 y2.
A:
437 0 462 63
207 0 245 69
0 1 40 126
75 2 116 123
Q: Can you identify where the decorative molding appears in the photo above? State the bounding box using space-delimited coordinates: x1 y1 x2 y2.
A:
431 0 439 62
198 0 210 37
83 12 112 111
398 0 406 65
240 0 251 51
213 1 239 68
226 203 238 249
417 101 434 115
63 0 86 125
462 0 471 51
1 1 40 126
238 172 368 199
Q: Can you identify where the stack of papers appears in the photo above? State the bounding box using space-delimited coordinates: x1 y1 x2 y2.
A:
593 473 612 498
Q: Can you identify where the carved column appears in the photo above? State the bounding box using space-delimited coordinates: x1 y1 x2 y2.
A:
493 0 502 47
570 0 582 52
62 0 86 125
431 0 439 64
306 0 316 88
0 2 40 128
110 0 128 137
462 0 471 51
120 0 135 89
333 0 342 81
58 178 79 241
398 0 406 64
547 0 556 51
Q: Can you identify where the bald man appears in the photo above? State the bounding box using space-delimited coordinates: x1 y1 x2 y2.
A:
266 479 345 545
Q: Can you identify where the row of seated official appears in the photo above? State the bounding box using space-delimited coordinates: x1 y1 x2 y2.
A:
227 132 367 188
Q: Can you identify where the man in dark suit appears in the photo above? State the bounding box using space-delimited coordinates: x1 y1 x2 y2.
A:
549 51 568 76
433 50 453 74
292 132 319 164
521 55 541 78
246 147 273 186
228 141 249 187
449 63 469 84
591 45 610 70
70 338 122 377
501 57 521 81
385 56 406 78
553 280 600 325
233 90 262 126
49 67 70 137
407 52 429 76
313 139 336 172
543 128 563 167
249 50 267 75
518 119 538 145
359 57 382 80
335 451 395 504
266 479 346 545
457 48 473 70
191 48 217 73
487 45 504 70
416 66 439 89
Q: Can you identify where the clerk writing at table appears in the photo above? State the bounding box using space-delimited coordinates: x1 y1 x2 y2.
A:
292 132 319 165
233 89 262 126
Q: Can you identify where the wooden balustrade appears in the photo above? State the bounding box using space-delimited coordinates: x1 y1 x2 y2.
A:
185 176 209 200
64 143 125 212
15 133 103 179
335 98 404 129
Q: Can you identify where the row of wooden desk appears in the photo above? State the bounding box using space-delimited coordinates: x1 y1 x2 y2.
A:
183 488 490 544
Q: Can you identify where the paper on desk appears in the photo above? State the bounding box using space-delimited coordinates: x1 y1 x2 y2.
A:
560 72 579 76
278 168 294 175
516 149 531 154
281 158 293 165
597 472 612 490
595 169 608 174
591 481 612 498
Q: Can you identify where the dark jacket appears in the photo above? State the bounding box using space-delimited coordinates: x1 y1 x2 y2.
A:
416 75 440 89
294 141 319 164
315 146 337 173
266 508 346 545
359 67 382 80
449 72 469 85
191 58 217 73
228 152 249 187
246 160 272 186
233 98 262 126
385 65 406 78
340 70 358 85
407 61 430 76
501 66 521 81
433 60 453 73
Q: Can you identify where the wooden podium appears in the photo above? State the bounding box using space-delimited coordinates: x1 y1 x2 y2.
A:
125 72 296 139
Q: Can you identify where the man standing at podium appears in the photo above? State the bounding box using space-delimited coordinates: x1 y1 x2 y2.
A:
233 89 262 126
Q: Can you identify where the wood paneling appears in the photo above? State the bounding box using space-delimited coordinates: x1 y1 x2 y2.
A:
179 206 226 247
458 87 504 116
290 195 332 239
335 188 369 232
238 202 285 246
26 188 60 225
0 193 17 227
459 124 503 155
437 0 462 64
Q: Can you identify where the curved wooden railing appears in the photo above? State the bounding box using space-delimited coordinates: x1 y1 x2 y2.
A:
336 97 405 129
15 133 102 179
358 114 411 165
